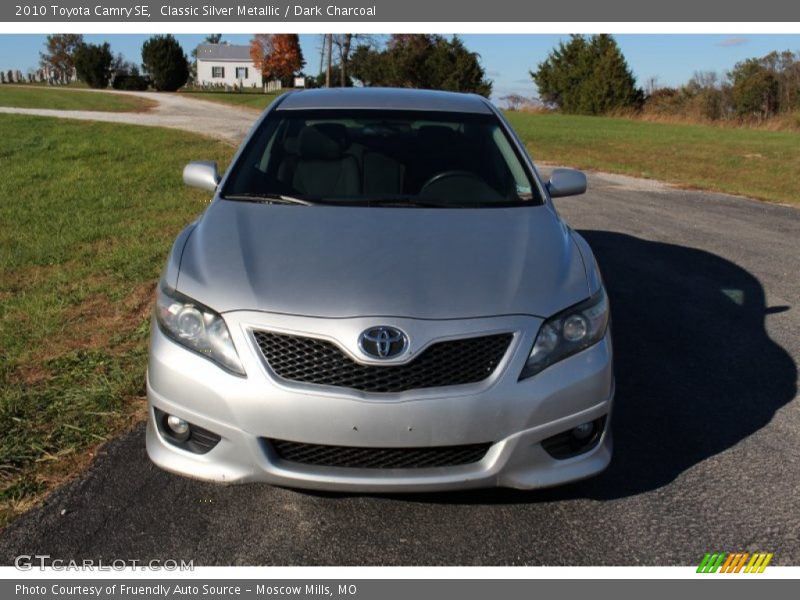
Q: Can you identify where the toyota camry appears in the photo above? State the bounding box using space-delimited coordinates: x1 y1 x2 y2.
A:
146 87 613 491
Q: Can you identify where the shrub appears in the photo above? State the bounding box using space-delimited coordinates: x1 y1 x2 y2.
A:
111 74 149 91
74 42 113 89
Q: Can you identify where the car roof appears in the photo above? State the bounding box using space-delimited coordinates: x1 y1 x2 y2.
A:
275 87 494 114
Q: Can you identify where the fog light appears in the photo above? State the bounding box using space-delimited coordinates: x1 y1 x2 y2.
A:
571 421 595 440
166 415 190 438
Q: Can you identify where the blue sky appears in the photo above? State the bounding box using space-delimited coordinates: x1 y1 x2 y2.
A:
1 34 798 100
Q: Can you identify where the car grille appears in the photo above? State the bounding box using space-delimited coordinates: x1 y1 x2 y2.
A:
268 439 492 469
252 331 513 393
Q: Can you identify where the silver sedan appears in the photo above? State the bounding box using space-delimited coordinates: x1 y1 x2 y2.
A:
146 87 613 491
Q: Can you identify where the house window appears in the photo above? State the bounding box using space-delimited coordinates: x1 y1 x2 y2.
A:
212 66 225 78
236 67 248 79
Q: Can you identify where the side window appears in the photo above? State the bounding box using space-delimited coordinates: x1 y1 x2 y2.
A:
212 66 225 78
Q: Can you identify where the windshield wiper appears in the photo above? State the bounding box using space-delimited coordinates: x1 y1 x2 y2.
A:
222 192 315 206
361 197 459 208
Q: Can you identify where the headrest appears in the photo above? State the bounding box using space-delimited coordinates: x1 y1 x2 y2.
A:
298 124 347 160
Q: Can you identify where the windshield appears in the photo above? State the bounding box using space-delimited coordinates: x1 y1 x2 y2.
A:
221 109 542 208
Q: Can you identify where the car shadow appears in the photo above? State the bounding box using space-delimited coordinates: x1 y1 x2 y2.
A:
367 230 797 505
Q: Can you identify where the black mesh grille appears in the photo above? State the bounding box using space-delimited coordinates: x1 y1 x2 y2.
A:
252 331 513 393
268 439 492 469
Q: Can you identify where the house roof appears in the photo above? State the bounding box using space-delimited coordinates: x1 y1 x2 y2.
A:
196 43 253 62
276 87 494 114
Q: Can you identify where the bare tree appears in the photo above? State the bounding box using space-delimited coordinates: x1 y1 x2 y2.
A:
689 70 719 90
331 35 378 86
499 94 535 111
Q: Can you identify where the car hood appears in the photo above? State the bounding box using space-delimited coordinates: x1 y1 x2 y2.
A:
176 200 590 319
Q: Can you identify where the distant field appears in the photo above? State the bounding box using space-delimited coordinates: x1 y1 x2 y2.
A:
0 114 235 526
178 90 284 111
505 111 800 206
0 85 155 112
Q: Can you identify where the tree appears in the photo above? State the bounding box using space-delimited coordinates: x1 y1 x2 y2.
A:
428 36 492 97
250 34 305 85
40 34 84 83
349 45 387 87
313 65 352 88
74 42 113 89
349 34 492 97
111 54 148 91
531 35 643 115
331 35 377 87
730 59 780 119
141 34 189 91
500 94 536 111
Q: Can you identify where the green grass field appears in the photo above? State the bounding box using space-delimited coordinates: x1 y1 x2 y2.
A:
0 114 234 525
0 85 155 112
177 90 284 111
505 111 800 205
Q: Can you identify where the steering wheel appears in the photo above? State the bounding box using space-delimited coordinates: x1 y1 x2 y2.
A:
420 170 483 193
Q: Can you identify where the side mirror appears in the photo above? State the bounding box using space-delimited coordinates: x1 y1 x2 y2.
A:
547 168 587 198
183 161 220 192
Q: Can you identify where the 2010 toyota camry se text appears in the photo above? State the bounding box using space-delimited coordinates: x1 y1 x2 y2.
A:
146 87 614 491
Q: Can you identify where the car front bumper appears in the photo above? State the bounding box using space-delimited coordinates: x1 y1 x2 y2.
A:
146 311 614 491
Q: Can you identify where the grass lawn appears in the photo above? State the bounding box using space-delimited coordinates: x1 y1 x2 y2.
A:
178 90 284 111
0 85 155 112
0 114 234 526
505 111 800 206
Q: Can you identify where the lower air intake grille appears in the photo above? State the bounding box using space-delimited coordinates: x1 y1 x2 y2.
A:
268 439 492 469
252 331 513 393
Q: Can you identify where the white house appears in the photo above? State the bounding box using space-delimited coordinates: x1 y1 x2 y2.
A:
195 43 262 88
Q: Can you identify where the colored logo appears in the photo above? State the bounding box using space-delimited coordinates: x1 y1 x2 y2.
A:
697 552 773 573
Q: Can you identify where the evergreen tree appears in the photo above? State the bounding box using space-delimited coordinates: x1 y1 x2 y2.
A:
141 34 189 92
350 35 492 97
532 35 643 114
74 42 114 89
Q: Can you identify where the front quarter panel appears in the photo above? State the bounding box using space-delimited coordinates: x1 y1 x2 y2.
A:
571 229 604 296
162 222 198 289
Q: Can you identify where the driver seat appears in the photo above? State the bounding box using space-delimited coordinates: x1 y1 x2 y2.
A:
290 124 360 197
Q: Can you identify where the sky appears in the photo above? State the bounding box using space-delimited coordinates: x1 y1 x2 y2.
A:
1 33 798 100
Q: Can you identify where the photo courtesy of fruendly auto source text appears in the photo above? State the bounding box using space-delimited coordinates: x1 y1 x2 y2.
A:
0 0 798 597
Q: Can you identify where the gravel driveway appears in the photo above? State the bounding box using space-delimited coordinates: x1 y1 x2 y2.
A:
0 90 258 144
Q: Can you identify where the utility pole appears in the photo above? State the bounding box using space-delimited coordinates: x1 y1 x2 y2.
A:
319 34 326 77
325 33 332 87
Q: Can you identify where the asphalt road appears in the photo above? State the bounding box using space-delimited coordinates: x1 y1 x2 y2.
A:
1 168 798 566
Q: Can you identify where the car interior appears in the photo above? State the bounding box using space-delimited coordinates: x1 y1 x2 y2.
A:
226 114 537 205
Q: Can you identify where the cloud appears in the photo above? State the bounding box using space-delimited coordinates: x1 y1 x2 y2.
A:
717 37 748 47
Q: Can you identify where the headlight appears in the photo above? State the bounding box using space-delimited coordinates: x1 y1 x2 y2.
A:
155 284 246 376
520 288 609 379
